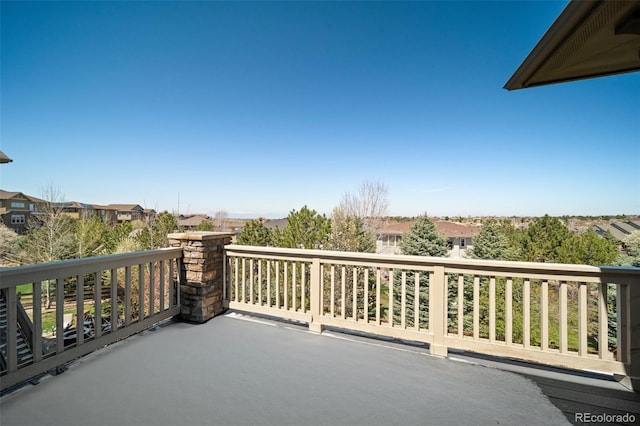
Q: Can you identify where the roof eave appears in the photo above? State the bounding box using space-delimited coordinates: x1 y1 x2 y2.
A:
504 0 603 91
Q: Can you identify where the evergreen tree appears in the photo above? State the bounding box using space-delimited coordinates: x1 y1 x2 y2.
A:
557 231 618 266
621 231 640 267
237 218 272 246
105 221 134 253
464 220 523 341
468 219 519 261
399 215 448 257
520 215 572 262
75 215 111 258
195 219 215 232
136 211 177 250
497 219 524 255
394 215 448 328
272 206 331 249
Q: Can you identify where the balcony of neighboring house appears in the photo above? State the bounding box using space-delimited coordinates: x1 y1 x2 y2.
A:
1 232 639 425
54 201 97 220
105 204 145 223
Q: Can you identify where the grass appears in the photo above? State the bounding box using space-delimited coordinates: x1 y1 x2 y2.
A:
16 283 33 294
41 309 76 334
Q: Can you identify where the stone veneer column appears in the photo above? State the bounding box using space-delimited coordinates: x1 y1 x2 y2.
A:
168 231 233 323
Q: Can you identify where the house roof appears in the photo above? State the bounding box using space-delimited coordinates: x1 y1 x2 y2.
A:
594 220 640 241
505 0 640 90
0 190 24 200
177 215 209 227
434 220 481 238
264 218 288 230
53 201 94 209
379 220 480 238
106 204 144 212
0 190 45 204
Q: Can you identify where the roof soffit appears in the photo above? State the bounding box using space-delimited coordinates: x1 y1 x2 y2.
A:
505 0 640 89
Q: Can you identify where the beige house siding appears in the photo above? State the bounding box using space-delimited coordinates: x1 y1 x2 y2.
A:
376 220 479 258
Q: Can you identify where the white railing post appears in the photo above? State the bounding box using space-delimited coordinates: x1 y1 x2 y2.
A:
1 248 184 392
309 257 323 333
617 281 640 392
200 245 640 380
429 265 447 356
629 282 640 392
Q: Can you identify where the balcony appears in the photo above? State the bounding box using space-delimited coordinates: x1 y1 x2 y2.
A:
1 232 639 425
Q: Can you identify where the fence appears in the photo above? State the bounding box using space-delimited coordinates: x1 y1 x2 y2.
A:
224 244 639 376
0 248 182 391
2 240 637 392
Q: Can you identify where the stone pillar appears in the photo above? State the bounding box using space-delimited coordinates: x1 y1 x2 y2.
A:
168 232 233 323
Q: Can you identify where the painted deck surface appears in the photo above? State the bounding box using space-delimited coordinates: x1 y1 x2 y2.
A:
1 312 638 425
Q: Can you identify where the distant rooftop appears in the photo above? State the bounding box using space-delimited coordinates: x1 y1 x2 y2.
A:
380 220 480 238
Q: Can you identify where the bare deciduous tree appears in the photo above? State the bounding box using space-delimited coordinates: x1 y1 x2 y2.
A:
21 184 76 307
335 180 389 238
213 210 229 231
0 224 21 267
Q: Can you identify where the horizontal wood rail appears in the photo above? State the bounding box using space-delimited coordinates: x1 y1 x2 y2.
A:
0 248 182 391
224 245 640 383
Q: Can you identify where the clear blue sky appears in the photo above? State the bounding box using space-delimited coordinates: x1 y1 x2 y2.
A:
2 1 638 218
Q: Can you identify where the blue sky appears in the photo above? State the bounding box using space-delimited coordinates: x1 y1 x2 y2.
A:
2 1 638 218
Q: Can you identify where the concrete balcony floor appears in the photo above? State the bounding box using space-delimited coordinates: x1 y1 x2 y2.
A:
1 312 639 426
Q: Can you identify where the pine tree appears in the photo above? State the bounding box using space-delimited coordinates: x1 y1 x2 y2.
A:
469 219 519 261
136 211 177 250
272 206 331 249
237 218 272 246
75 215 111 258
520 215 572 262
557 230 618 266
399 215 448 257
621 231 640 267
394 215 448 328
195 219 215 232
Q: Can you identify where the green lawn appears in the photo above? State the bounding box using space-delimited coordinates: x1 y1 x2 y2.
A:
16 283 33 294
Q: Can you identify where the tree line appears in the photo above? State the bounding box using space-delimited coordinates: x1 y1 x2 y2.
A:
0 208 179 267
238 209 638 267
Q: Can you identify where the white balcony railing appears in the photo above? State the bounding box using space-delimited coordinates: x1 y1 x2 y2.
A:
224 244 639 376
0 248 182 391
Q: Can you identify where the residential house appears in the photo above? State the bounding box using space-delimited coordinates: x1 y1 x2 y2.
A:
54 201 97 220
177 214 210 230
143 208 157 223
91 205 118 225
263 218 288 231
376 219 480 257
594 219 640 242
0 190 41 234
105 204 145 223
